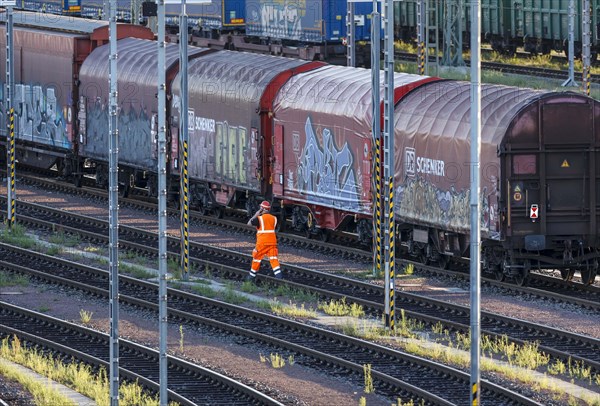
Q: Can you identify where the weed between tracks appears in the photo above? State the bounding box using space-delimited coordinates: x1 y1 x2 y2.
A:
0 335 178 406
1 223 600 404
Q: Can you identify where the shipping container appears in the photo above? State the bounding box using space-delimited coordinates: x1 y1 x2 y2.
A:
245 0 374 43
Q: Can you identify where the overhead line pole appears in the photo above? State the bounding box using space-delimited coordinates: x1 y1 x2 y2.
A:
562 0 577 87
371 0 382 278
382 0 394 330
157 0 168 402
107 0 120 403
469 0 482 404
582 0 591 95
416 0 425 75
179 0 190 281
346 0 355 67
4 2 15 229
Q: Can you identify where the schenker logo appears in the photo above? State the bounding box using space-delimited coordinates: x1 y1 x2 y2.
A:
405 148 416 176
188 109 216 134
404 147 445 177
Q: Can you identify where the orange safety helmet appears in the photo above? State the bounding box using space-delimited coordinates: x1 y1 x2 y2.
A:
260 201 271 211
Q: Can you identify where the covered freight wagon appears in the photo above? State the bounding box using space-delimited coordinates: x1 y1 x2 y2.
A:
0 10 152 176
171 51 323 214
77 38 207 196
395 81 600 285
271 65 436 242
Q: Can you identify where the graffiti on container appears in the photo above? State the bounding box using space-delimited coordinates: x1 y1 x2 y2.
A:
84 97 154 166
249 0 304 40
295 117 361 210
0 83 70 149
396 177 495 236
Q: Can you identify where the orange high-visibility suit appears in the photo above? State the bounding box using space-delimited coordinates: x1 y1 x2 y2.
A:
249 212 281 278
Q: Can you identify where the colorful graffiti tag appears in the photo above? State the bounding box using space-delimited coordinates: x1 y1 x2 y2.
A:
295 117 361 210
0 83 71 149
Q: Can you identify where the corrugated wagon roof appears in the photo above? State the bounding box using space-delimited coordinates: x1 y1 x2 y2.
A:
394 81 549 145
181 51 308 106
80 37 203 89
273 65 429 131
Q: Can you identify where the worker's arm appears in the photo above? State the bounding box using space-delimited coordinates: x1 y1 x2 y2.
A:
247 209 263 226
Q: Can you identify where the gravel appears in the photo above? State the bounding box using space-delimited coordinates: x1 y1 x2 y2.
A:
0 181 599 404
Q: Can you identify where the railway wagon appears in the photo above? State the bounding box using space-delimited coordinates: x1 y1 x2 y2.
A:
170 51 324 215
76 38 209 196
270 65 438 242
394 81 600 285
476 0 600 56
0 11 153 177
395 0 600 58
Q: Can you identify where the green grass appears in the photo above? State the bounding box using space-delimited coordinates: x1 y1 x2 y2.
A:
79 309 93 325
0 359 75 405
0 223 38 249
0 271 29 287
190 284 217 298
221 284 248 305
318 297 365 317
0 335 180 406
270 300 317 318
120 264 155 280
48 232 80 247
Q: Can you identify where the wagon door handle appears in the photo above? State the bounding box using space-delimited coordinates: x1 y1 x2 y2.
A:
525 189 528 216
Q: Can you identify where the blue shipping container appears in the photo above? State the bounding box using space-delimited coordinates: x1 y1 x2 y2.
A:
246 0 374 43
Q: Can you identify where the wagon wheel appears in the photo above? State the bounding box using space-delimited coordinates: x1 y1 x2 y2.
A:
213 207 224 219
513 260 530 287
275 214 286 232
74 174 83 188
304 212 314 239
560 268 575 282
437 255 449 270
118 183 130 198
419 252 430 266
497 257 510 282
580 260 598 286
318 229 330 242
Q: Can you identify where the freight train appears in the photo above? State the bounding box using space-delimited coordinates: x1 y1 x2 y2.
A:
395 0 600 59
13 0 600 64
1 11 599 287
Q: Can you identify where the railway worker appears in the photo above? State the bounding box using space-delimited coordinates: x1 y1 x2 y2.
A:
246 201 283 282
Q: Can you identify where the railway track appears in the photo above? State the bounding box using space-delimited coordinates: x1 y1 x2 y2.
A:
395 51 600 84
14 172 600 294
1 199 599 379
4 174 599 305
0 301 283 405
0 243 545 405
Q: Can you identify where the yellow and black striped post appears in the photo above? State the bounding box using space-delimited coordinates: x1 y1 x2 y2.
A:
180 139 190 279
7 108 16 229
471 382 478 405
418 41 425 76
583 65 591 96
373 138 384 278
386 175 395 330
